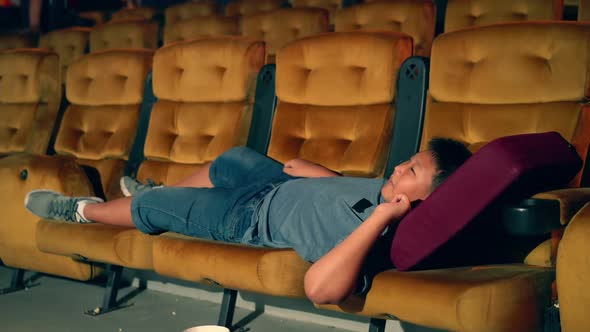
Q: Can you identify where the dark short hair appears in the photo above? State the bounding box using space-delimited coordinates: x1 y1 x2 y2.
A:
428 138 472 190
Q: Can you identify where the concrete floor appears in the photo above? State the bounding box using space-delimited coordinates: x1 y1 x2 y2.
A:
0 266 388 332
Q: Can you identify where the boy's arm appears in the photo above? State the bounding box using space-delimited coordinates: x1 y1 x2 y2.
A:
304 194 410 304
283 158 341 178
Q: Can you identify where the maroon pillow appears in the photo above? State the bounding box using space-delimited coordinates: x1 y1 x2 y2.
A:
390 132 582 271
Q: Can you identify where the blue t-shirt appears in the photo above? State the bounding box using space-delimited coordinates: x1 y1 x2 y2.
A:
241 177 386 262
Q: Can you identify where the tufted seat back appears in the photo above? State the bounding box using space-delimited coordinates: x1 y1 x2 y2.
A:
225 0 284 17
0 33 37 50
269 31 413 177
165 1 217 25
422 22 590 186
0 49 61 156
445 0 563 32
164 16 239 45
136 37 265 185
53 49 153 198
240 8 330 62
334 0 435 57
39 28 91 83
291 0 341 22
110 7 158 22
79 11 106 25
90 19 159 52
581 0 590 21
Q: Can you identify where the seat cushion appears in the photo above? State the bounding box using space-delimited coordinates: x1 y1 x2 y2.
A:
391 132 582 271
36 222 154 270
153 233 311 297
320 264 553 332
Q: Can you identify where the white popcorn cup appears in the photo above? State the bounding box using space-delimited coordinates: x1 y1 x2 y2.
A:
182 325 230 332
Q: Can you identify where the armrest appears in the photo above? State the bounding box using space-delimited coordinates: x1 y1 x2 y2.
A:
503 188 590 236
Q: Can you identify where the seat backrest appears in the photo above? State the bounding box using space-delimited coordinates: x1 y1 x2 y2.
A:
241 8 330 62
580 0 590 21
165 1 217 25
39 27 91 83
270 31 413 177
164 16 240 45
557 201 590 332
53 49 153 198
422 22 590 186
90 19 159 52
136 36 265 184
110 7 157 22
445 0 563 32
79 11 106 25
334 0 435 57
225 0 284 17
291 0 342 21
0 49 61 156
0 32 37 50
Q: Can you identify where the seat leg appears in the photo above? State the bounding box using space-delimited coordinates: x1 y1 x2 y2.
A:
368 318 386 332
218 288 238 328
0 268 26 295
85 264 131 316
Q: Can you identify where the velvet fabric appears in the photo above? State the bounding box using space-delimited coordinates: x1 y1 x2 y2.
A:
153 233 310 297
0 49 61 155
90 20 159 52
224 0 283 17
430 22 590 104
39 27 91 82
34 49 153 268
392 132 582 272
66 49 154 105
267 102 393 177
240 8 330 59
139 37 264 185
291 0 341 23
56 50 152 200
163 16 240 45
0 33 36 50
276 31 412 106
109 7 157 22
164 2 217 25
445 0 563 32
557 202 590 332
37 223 153 270
581 0 590 21
153 37 264 102
333 0 435 57
320 265 554 332
78 11 106 25
0 154 101 280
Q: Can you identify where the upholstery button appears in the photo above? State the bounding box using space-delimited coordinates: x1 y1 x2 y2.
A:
20 169 28 180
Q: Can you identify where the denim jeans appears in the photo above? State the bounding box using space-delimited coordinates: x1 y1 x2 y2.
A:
130 147 294 242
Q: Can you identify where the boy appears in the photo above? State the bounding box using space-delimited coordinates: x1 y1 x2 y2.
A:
25 138 472 304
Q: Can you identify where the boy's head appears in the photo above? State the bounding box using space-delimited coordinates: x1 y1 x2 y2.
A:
381 138 472 202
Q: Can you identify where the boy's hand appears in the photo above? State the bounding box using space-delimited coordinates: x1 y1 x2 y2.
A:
373 194 411 222
283 159 340 178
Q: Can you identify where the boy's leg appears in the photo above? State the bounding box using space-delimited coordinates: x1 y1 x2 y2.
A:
122 147 290 195
83 197 134 227
170 163 213 188
131 186 258 241
208 147 291 188
25 190 135 227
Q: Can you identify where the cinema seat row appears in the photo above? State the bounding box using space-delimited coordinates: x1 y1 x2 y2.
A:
0 20 590 332
0 0 584 67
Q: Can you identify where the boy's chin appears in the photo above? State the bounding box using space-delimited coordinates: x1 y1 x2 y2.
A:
380 185 395 202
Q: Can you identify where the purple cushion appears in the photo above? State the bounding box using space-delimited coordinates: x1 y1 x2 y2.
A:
390 132 582 271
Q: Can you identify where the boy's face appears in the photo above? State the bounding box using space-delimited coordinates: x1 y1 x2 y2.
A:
381 151 438 203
